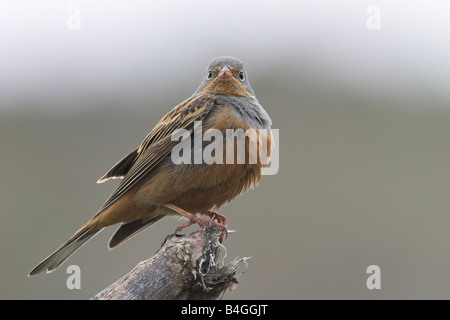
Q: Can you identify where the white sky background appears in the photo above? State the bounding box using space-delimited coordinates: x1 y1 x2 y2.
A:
0 0 449 111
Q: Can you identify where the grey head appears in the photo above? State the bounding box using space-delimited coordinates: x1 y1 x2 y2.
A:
193 56 255 97
194 56 271 130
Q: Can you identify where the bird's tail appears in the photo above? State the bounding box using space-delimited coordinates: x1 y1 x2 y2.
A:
28 225 102 276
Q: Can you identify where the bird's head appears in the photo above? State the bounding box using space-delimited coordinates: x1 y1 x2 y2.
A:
194 56 255 97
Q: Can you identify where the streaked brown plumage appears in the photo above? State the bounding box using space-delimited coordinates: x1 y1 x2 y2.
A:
29 56 272 276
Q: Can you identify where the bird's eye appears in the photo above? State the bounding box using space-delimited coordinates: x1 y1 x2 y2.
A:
207 69 212 80
239 70 245 81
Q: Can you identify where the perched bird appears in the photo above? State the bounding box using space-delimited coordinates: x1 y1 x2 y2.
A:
29 56 272 276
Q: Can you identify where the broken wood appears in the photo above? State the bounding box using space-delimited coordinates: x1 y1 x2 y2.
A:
92 226 248 300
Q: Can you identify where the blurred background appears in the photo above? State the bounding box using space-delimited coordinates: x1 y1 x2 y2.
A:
1 0 450 299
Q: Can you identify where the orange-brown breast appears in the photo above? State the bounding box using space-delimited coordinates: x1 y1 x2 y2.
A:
134 106 272 215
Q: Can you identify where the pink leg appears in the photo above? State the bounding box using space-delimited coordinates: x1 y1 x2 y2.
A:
163 204 228 242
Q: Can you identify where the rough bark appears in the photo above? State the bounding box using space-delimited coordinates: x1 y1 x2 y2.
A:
92 226 248 300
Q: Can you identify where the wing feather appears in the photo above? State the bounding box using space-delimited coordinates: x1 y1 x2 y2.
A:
97 147 139 183
97 94 215 213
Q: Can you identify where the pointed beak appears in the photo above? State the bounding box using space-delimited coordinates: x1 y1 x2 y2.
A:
217 66 233 79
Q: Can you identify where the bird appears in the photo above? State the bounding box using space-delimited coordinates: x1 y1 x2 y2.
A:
28 56 272 276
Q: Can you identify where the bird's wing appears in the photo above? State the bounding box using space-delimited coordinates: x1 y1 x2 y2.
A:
97 148 139 183
97 94 216 213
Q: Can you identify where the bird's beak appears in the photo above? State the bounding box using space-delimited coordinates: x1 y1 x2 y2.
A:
217 66 233 79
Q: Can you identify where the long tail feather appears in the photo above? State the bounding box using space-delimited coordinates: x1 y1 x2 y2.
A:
28 226 101 276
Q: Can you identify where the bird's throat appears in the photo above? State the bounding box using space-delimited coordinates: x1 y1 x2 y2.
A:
202 78 251 97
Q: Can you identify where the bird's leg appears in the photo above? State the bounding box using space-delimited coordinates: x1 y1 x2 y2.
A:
164 203 205 233
204 210 228 243
163 204 228 242
204 211 227 225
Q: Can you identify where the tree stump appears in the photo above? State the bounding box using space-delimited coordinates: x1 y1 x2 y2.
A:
92 226 248 300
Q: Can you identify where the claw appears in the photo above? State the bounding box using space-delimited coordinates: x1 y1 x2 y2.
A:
164 204 229 243
205 211 228 243
174 214 208 234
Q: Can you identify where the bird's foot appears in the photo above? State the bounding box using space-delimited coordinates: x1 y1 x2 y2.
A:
205 211 228 243
164 204 228 243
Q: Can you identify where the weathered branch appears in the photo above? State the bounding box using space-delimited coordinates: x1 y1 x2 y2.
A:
92 226 248 300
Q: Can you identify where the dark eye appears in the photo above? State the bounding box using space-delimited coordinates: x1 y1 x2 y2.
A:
207 69 212 80
239 70 245 81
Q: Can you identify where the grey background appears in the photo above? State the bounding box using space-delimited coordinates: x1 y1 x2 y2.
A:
1 0 450 299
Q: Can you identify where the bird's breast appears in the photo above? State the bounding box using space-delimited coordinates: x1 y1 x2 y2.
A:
135 104 272 214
